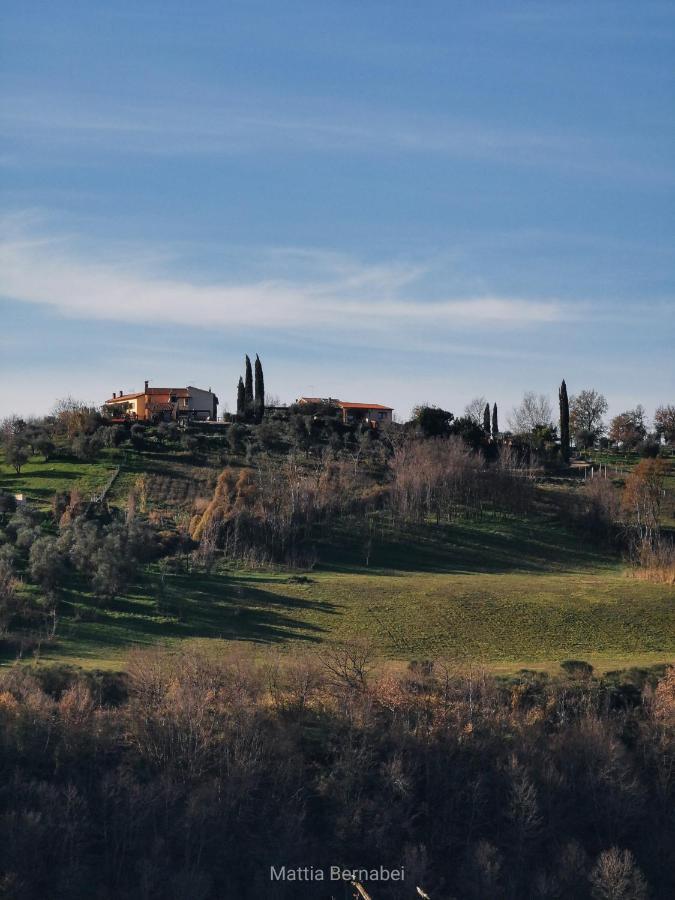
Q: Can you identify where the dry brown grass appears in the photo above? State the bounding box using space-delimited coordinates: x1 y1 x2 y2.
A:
629 538 675 585
630 565 675 585
144 463 216 510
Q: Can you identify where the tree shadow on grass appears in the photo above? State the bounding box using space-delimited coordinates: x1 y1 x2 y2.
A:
130 451 212 469
0 466 115 503
0 470 82 502
4 468 83 481
55 572 338 659
317 519 614 577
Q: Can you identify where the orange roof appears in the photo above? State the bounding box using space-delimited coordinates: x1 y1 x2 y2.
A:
104 392 144 403
298 397 392 411
338 402 393 410
148 387 190 396
104 387 190 404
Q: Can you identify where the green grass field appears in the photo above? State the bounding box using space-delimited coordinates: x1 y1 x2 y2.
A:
2 444 673 674
0 449 120 507
15 515 673 674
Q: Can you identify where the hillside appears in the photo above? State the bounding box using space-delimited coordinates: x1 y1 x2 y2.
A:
2 438 673 674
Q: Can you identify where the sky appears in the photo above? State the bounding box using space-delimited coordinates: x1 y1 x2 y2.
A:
1 0 673 424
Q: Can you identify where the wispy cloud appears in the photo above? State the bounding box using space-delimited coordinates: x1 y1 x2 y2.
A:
0 93 563 156
0 219 568 337
1 91 668 182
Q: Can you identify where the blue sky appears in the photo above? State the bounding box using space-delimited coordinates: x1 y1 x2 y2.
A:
1 0 673 423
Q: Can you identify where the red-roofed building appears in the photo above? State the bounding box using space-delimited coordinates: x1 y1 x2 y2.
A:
104 381 218 422
298 397 393 426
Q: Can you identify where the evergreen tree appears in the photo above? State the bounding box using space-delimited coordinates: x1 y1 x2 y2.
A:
254 354 265 423
236 377 245 420
559 379 570 461
483 403 491 435
244 355 254 420
492 402 499 438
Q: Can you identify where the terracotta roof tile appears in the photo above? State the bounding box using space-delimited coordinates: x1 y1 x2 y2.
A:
338 402 393 411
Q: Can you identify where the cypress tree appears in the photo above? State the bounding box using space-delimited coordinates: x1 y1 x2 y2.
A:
236 377 245 420
483 403 491 436
244 355 254 420
254 354 265 423
559 379 570 461
492 403 499 438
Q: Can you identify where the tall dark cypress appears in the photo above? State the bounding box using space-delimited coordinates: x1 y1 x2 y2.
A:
244 355 254 420
483 403 491 435
254 354 265 423
559 379 570 461
492 403 499 438
236 377 245 420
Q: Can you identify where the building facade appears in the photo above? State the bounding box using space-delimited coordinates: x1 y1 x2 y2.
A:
298 397 393 426
104 382 218 422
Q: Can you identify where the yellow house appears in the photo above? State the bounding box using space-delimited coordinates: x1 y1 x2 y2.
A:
104 381 218 421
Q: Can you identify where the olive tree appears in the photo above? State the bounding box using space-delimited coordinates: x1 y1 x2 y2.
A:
3 437 30 474
29 536 66 594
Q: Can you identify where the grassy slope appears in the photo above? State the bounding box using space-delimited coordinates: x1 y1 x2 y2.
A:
26 517 675 673
0 449 120 507
2 445 673 673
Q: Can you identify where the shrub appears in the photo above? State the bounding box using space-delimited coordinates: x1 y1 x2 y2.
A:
0 559 20 634
227 422 248 454
630 535 675 585
0 492 17 515
561 659 594 678
157 421 179 444
180 433 199 457
639 439 660 458
130 422 146 450
71 431 106 461
34 435 55 460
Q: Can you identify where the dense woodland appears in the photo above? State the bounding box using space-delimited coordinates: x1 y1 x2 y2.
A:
0 652 673 898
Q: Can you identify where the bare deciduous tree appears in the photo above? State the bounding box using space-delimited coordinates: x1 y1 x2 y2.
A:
622 458 669 544
654 404 675 444
589 847 648 900
320 640 374 692
508 392 553 435
464 396 488 425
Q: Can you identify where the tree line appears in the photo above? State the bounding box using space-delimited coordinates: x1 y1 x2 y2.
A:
0 648 671 898
461 386 675 456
